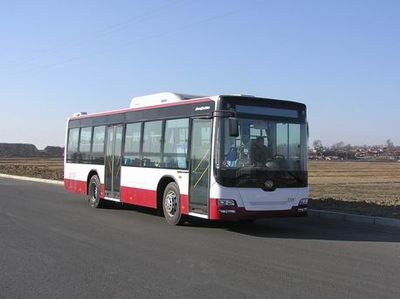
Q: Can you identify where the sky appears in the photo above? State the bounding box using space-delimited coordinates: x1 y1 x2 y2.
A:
0 0 399 149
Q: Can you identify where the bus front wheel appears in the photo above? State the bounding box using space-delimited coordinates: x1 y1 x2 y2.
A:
88 175 105 208
162 182 184 225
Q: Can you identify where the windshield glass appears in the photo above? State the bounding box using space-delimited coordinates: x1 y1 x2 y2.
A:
215 117 308 188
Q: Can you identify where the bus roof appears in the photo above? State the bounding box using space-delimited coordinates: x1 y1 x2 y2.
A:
71 93 212 120
129 92 204 109
70 92 305 120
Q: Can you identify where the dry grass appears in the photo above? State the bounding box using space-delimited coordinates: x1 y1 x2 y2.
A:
309 161 400 204
309 161 400 218
0 158 399 218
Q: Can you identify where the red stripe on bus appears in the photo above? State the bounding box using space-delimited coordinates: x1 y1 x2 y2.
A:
64 179 87 195
71 98 212 120
120 186 157 209
120 186 189 214
209 198 220 220
180 194 189 215
100 184 105 198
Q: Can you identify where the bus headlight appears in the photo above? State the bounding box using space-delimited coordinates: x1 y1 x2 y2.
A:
217 199 237 207
299 198 308 206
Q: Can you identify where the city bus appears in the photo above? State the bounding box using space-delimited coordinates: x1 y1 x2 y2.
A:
64 92 308 225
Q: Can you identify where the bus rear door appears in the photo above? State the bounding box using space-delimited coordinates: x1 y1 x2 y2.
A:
104 124 123 199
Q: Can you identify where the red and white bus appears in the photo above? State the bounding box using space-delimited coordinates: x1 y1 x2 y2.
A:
64 92 308 225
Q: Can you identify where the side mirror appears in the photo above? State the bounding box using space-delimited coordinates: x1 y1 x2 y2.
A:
228 117 239 137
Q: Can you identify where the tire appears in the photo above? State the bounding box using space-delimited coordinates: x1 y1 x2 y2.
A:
88 175 105 208
162 182 184 225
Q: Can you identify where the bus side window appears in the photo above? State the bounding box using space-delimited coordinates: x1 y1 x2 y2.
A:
79 127 92 162
67 128 80 162
142 121 162 168
123 122 142 166
91 126 106 164
163 118 189 169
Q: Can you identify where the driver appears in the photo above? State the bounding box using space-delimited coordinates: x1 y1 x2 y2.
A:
250 136 270 166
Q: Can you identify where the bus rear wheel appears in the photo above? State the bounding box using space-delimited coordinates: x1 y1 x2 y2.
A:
88 175 105 208
162 182 184 225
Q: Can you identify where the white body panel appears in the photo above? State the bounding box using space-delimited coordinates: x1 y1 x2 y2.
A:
121 167 189 194
64 163 105 184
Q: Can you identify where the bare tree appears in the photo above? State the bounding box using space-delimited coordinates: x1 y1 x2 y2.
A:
332 141 345 149
313 140 323 149
386 139 394 149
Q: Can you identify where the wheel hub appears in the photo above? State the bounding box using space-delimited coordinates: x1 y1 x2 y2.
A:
91 183 98 202
165 191 177 216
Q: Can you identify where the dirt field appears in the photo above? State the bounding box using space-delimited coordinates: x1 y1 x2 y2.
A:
0 158 64 180
0 158 399 218
309 161 400 218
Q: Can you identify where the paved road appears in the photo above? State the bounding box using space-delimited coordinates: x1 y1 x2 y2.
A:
0 177 399 298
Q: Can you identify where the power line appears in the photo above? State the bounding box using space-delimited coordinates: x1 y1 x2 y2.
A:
6 3 262 75
0 0 187 70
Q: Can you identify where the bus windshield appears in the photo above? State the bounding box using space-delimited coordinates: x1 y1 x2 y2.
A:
215 117 308 188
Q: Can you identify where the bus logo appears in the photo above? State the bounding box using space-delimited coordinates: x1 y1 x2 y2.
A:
195 106 210 111
264 180 274 189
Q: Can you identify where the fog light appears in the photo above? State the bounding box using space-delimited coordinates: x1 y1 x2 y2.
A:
299 198 309 206
217 199 237 207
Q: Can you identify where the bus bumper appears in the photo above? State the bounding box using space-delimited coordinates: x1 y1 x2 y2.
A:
209 199 308 221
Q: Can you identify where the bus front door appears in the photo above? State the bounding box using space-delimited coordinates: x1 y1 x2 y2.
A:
189 119 212 215
105 124 123 199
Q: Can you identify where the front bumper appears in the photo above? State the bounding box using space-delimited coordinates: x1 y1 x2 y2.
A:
212 205 308 221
